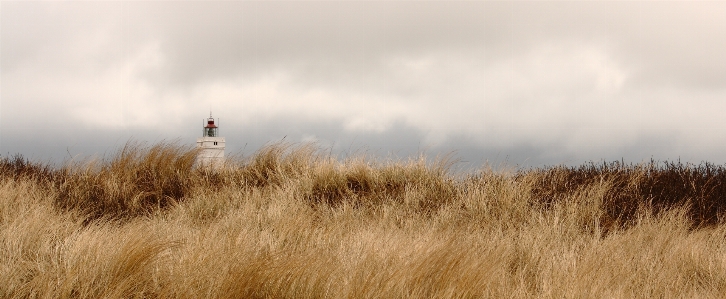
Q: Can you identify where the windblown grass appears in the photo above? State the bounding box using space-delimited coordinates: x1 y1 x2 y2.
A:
2 141 726 298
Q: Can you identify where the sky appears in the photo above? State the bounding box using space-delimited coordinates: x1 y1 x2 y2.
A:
2 1 726 169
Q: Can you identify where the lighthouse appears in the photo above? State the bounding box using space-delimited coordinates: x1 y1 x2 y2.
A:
196 113 225 169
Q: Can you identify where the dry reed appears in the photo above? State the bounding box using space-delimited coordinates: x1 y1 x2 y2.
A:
2 141 726 298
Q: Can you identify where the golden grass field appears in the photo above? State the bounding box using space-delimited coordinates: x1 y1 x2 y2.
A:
2 141 726 298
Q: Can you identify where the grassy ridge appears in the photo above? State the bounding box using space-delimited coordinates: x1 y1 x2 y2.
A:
527 160 726 227
2 142 726 297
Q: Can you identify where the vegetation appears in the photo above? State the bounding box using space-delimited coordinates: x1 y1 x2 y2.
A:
2 141 726 298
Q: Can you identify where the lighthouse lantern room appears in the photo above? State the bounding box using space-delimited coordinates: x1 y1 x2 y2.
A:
196 113 225 168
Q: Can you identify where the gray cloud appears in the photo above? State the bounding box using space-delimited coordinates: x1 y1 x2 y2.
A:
3 1 726 167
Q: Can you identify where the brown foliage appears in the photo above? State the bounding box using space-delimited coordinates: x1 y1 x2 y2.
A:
4 141 726 297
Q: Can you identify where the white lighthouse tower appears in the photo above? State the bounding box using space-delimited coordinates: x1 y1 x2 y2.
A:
196 113 225 169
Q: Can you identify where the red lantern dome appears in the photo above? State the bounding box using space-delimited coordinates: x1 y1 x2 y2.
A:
203 112 219 137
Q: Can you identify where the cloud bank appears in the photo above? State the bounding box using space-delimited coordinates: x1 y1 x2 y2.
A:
3 1 726 167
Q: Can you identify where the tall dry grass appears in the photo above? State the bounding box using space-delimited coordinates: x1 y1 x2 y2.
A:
2 141 726 298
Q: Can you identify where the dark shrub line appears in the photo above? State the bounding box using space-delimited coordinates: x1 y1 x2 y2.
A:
4 143 726 227
0 154 55 182
525 160 726 227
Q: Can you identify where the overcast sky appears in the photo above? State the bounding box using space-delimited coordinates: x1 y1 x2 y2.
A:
2 1 726 168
